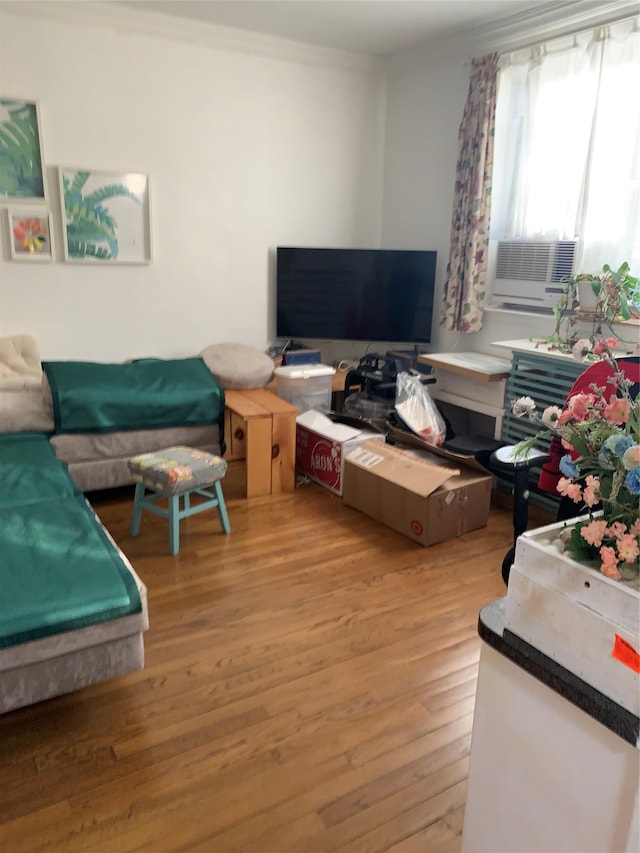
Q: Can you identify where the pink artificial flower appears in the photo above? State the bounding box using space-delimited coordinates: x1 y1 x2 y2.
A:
604 397 631 424
582 474 600 508
567 484 583 502
607 522 627 540
557 477 582 502
592 338 618 356
568 393 595 420
581 519 608 548
561 438 573 451
599 546 621 580
630 519 640 537
616 534 640 564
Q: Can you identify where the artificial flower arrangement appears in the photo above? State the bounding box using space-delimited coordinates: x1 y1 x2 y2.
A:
512 339 639 583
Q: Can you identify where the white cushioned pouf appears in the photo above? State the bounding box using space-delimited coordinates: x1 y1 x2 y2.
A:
199 343 274 390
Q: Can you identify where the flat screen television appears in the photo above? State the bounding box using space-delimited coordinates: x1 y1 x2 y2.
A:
276 246 437 344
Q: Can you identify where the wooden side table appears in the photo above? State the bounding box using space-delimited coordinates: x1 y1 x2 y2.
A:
224 389 298 497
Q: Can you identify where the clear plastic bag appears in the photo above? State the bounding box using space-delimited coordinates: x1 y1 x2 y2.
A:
394 370 446 446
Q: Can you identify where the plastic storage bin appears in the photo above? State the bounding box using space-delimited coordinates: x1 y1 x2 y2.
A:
274 364 335 413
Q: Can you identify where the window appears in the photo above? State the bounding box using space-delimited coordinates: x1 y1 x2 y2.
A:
490 18 640 275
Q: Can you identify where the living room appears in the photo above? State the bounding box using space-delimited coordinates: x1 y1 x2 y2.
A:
1 1 638 851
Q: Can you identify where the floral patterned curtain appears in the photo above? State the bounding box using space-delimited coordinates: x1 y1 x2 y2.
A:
440 53 499 333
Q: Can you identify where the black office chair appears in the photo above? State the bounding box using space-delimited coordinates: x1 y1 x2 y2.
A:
488 444 551 584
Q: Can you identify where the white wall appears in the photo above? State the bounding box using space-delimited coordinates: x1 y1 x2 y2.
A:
0 4 386 361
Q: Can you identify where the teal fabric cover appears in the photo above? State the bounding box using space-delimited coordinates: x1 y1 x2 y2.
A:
0 432 78 509
43 357 225 435
0 433 142 649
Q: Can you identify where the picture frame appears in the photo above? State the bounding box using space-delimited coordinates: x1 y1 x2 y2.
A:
58 167 152 264
7 208 54 262
0 97 47 203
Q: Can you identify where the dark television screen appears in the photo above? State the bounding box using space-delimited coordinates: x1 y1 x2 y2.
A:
276 247 437 344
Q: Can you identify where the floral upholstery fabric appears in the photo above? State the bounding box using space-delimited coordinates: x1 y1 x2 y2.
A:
128 446 227 494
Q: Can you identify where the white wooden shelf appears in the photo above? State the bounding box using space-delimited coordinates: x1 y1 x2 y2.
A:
418 351 512 381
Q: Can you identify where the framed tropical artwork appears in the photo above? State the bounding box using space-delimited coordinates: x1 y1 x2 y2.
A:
58 167 152 263
7 209 54 262
0 97 47 203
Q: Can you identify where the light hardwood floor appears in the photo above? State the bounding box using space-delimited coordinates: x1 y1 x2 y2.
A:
0 463 541 852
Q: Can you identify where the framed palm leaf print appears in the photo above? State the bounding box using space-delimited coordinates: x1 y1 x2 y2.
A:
0 97 47 203
58 167 152 264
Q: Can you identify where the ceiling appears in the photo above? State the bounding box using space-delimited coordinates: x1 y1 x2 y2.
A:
115 0 548 57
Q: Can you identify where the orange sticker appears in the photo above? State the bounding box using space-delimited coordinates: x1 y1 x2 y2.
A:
612 635 640 674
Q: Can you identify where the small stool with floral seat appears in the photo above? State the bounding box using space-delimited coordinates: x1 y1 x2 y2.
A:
128 446 230 555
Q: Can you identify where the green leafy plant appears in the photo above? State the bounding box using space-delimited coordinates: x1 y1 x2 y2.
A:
542 262 639 355
577 262 640 322
62 170 140 260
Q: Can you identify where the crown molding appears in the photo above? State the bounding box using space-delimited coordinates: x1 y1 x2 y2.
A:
0 1 380 75
472 0 640 53
387 0 638 73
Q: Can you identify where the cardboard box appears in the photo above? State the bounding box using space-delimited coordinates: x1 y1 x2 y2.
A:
295 410 383 495
342 439 492 546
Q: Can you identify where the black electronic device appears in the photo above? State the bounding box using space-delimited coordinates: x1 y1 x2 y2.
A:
344 353 402 401
276 246 437 344
341 352 435 423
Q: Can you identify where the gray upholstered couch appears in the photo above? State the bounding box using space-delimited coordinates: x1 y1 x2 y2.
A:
0 336 224 492
0 337 275 493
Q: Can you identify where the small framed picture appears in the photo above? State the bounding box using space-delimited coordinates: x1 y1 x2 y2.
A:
0 97 47 203
7 209 54 261
58 167 152 263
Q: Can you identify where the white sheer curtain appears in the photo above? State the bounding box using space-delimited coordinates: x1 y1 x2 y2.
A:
491 18 640 273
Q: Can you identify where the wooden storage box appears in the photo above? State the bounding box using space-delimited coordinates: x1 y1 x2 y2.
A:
224 389 298 498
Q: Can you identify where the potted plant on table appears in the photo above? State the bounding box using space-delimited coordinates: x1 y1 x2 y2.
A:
543 262 640 356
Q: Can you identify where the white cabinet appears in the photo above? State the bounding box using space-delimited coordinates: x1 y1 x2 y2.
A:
462 628 640 853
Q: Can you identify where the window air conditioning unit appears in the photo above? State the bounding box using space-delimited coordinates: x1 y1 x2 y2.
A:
489 239 577 309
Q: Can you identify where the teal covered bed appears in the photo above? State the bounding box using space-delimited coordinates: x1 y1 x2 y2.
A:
0 433 148 713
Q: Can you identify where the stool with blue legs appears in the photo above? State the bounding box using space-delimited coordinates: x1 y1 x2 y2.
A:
128 446 230 555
